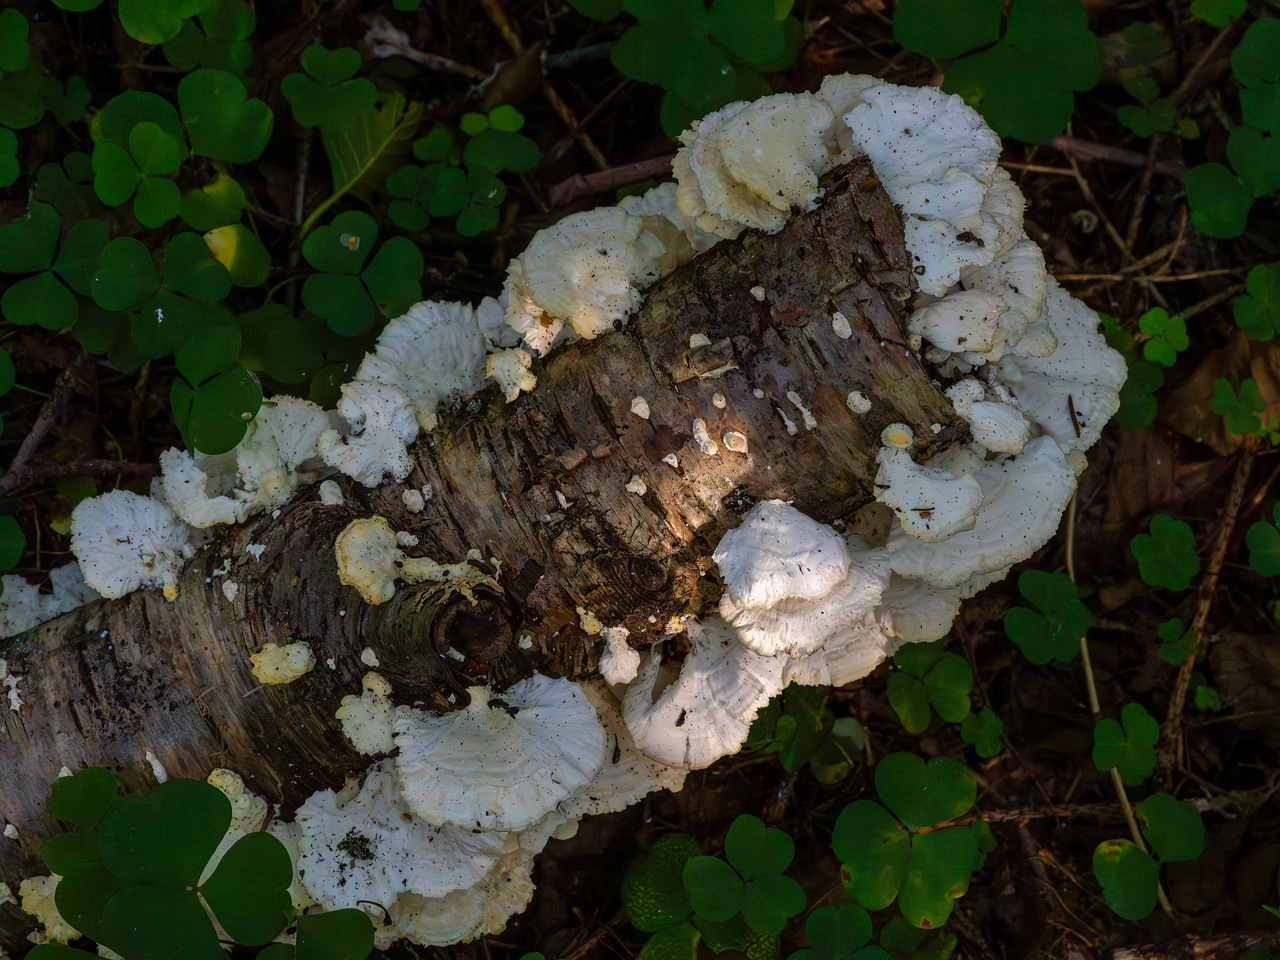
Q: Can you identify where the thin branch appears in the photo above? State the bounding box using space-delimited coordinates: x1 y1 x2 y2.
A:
1 459 159 492
0 352 87 493
1048 136 1186 179
550 155 676 208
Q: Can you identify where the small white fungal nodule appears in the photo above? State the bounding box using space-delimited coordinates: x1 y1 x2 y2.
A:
723 431 749 453
626 474 647 494
712 392 727 409
847 391 873 414
631 396 651 419
831 311 852 339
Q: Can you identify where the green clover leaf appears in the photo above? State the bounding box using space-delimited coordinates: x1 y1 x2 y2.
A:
875 753 975 830
1101 315 1164 431
888 642 973 731
1092 839 1159 920
0 127 17 189
200 832 295 944
1226 126 1280 198
937 0 1101 142
0 8 31 75
178 68 274 163
98 778 231 885
163 231 232 303
568 0 625 19
0 205 106 329
1135 792 1204 864
1118 97 1176 137
1241 82 1280 135
163 0 255 74
0 514 24 569
1232 17 1280 90
1092 702 1159 785
171 365 263 454
38 74 92 124
0 65 44 129
1156 617 1196 665
302 210 376 274
1185 163 1253 239
46 769 120 828
117 0 209 44
281 46 377 129
35 152 97 216
879 919 957 960
1190 0 1244 25
1248 503 1280 576
1130 514 1199 590
960 706 1004 758
1211 377 1269 436
1235 263 1280 342
897 825 979 929
1003 569 1092 664
622 833 701 932
893 0 999 58
832 800 910 910
683 855 743 923
180 171 247 231
0 350 14 398
92 122 187 228
295 909 375 960
726 814 793 879
807 716 864 785
361 236 424 317
790 902 886 960
204 224 270 288
1137 307 1188 367
101 91 184 147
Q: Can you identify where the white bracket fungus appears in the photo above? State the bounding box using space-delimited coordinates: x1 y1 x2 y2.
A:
335 516 489 606
336 671 396 755
598 626 640 685
392 677 606 832
70 490 190 600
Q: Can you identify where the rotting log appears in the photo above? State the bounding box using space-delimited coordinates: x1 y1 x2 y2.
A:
0 159 965 944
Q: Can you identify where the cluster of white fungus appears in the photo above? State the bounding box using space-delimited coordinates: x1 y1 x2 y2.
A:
37 75 1125 951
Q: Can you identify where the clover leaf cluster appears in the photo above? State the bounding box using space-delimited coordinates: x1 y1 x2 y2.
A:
834 753 991 930
31 767 373 960
386 107 540 237
746 683 865 783
567 0 804 136
1185 19 1280 238
1093 792 1205 919
893 0 1100 142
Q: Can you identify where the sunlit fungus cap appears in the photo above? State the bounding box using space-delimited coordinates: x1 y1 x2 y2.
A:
392 676 607 832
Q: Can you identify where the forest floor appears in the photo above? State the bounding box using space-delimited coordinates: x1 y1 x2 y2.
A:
3 0 1279 958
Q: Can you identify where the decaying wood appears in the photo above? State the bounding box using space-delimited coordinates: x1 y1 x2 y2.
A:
0 160 965 943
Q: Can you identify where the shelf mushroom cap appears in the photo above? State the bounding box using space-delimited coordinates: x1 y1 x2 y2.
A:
295 760 508 913
393 676 607 832
235 396 331 509
336 671 396 755
71 489 190 600
887 435 1077 589
995 278 1126 454
558 681 688 820
316 378 420 487
360 300 492 431
713 499 851 610
622 617 785 769
159 448 247 528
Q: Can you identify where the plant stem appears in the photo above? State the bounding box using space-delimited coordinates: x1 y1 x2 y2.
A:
1066 492 1174 916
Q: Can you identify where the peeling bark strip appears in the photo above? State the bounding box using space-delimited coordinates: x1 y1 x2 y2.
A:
0 162 961 938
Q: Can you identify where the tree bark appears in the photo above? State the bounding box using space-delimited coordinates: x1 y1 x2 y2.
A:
0 160 963 945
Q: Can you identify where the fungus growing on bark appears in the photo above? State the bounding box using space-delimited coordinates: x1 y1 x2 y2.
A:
392 677 606 831
336 671 396 755
249 641 316 685
334 516 484 605
70 490 190 600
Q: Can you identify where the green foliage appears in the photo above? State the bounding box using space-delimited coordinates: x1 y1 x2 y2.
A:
1130 514 1200 590
1092 793 1203 921
569 0 802 137
787 902 888 960
387 107 539 237
0 204 107 330
894 0 1100 142
831 754 985 929
1235 263 1280 341
301 211 423 336
623 833 703 933
878 919 957 960
1092 840 1159 920
282 46 378 131
116 0 208 45
748 685 864 783
1136 308 1188 367
960 707 1004 758
1092 701 1159 785
1186 19 1280 238
683 815 805 935
1156 618 1196 665
1247 503 1280 576
1101 315 1164 432
1003 569 1092 664
39 768 372 960
178 68 273 163
1210 378 1272 437
1190 0 1244 25
163 0 255 74
0 514 26 572
0 9 30 78
887 640 973 732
